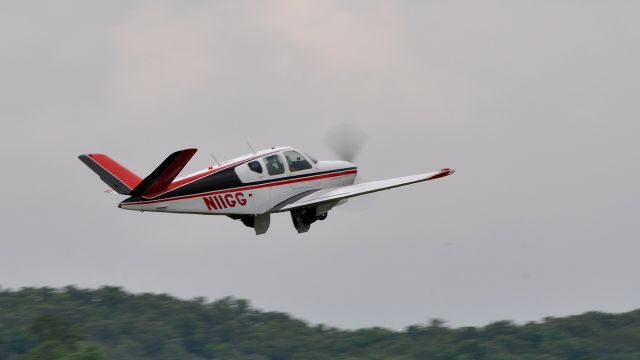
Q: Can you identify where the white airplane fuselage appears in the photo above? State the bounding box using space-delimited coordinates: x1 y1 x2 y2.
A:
118 147 357 216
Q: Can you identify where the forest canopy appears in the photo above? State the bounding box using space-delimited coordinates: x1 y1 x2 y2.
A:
1 286 639 360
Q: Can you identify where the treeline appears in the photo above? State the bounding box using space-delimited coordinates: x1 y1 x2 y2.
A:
1 287 640 359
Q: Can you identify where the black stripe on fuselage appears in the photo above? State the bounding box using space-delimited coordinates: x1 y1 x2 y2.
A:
121 167 357 204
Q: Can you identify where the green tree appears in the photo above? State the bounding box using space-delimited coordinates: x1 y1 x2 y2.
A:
1 286 640 359
24 314 104 360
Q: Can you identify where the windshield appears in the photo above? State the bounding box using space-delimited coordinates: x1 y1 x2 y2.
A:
301 152 318 164
283 151 313 172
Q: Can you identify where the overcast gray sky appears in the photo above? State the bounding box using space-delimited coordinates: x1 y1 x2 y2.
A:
1 1 639 330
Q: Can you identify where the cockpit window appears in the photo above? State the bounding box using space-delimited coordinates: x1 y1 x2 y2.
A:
264 154 285 175
284 150 313 172
248 160 263 174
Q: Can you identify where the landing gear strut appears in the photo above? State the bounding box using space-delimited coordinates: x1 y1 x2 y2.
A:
228 214 271 235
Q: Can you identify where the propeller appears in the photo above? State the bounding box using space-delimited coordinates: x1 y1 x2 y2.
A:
324 124 375 212
324 123 368 163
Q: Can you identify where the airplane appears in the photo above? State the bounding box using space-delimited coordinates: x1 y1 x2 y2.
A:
79 146 454 234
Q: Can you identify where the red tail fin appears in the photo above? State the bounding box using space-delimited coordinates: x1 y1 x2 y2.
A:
78 154 142 195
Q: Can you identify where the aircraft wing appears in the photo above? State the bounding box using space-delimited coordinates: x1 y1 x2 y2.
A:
273 168 455 212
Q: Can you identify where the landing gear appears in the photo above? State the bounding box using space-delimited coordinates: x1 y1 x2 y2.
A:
290 207 328 233
228 214 271 235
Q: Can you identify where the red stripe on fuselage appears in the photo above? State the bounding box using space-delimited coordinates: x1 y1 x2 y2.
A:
121 169 357 206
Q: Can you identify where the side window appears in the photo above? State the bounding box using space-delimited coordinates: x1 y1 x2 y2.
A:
284 151 312 172
264 154 285 175
248 160 263 174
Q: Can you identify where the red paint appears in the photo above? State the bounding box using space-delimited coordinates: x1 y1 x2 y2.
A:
224 193 236 207
203 196 217 210
235 192 247 206
427 169 454 181
202 192 248 211
88 154 142 189
216 195 226 208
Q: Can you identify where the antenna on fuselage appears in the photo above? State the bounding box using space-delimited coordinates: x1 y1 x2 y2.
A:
246 141 256 154
209 153 220 166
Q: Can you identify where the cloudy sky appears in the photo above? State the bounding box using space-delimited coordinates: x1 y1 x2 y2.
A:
1 1 639 329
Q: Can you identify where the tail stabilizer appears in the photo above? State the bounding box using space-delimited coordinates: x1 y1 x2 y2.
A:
130 148 197 197
78 154 142 195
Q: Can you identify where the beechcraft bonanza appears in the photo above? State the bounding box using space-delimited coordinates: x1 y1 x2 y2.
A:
79 144 454 235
